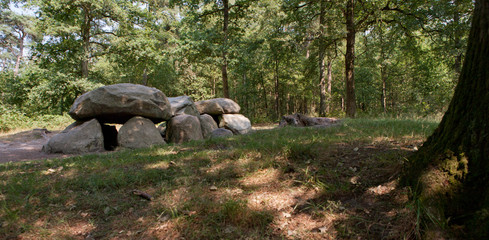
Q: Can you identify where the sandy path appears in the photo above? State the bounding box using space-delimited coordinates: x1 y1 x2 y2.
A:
0 129 72 164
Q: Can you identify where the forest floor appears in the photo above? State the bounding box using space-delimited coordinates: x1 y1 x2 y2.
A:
0 129 71 164
0 119 439 239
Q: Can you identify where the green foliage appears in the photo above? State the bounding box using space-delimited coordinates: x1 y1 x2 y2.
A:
1 66 102 116
1 0 473 122
24 71 103 115
0 104 73 132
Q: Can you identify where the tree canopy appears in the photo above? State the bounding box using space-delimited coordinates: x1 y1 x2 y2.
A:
0 0 473 121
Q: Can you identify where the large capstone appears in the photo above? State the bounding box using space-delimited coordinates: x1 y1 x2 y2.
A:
118 116 166 149
199 114 218 139
219 114 252 135
42 119 104 154
166 114 203 144
195 98 240 115
69 83 172 124
168 95 200 116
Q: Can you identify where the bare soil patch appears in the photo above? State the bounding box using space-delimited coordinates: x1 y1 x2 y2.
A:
0 129 73 163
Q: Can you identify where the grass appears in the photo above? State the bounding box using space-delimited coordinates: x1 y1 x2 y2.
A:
0 113 73 134
0 118 439 239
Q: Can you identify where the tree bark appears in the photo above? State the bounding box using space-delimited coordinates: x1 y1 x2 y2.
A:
453 0 462 75
81 4 91 79
319 0 327 117
274 58 280 119
221 0 230 98
13 34 24 77
380 29 387 113
326 60 333 113
345 0 356 118
404 0 489 236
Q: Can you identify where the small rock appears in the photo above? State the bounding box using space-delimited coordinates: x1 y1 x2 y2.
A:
158 214 170 222
353 147 359 152
104 206 111 215
350 176 360 185
210 186 218 191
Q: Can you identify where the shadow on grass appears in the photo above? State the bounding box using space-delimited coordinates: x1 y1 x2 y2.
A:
0 120 435 239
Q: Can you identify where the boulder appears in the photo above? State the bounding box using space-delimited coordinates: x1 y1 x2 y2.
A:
42 119 104 154
118 116 166 149
279 113 338 127
166 114 203 144
210 128 234 139
195 98 240 115
199 114 218 139
219 114 252 135
168 96 200 116
69 83 172 124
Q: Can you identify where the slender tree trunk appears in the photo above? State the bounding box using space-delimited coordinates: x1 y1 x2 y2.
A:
221 0 230 98
260 72 268 111
13 36 24 76
381 68 387 113
453 0 462 75
404 1 489 236
345 0 356 118
318 0 327 117
274 58 280 119
81 4 91 79
380 30 387 113
142 68 148 86
326 60 333 114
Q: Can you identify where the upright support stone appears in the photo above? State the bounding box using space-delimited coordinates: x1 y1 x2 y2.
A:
118 116 166 149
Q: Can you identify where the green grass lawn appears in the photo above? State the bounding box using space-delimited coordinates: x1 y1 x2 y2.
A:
0 119 439 239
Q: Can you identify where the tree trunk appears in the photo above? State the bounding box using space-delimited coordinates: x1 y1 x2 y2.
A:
260 72 268 112
453 0 462 75
13 36 24 77
318 0 327 117
221 0 230 98
81 4 91 79
379 26 387 113
274 58 280 119
403 0 489 237
381 68 387 113
345 0 356 118
326 60 333 114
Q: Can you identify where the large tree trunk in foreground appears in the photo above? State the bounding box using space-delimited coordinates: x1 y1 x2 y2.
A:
403 0 489 237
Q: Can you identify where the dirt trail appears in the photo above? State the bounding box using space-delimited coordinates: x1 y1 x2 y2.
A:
0 129 72 163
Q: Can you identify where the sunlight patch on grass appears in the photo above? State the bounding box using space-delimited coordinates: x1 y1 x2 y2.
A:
144 161 170 170
240 168 281 188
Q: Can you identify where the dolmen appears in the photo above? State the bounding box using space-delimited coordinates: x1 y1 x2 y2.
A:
279 113 338 128
43 83 252 154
